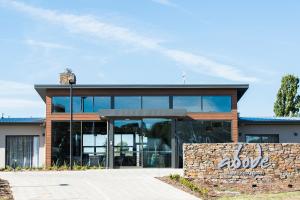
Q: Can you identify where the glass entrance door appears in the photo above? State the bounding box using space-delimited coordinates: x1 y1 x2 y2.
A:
114 120 142 167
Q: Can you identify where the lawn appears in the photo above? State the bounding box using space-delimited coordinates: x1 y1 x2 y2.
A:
219 191 300 200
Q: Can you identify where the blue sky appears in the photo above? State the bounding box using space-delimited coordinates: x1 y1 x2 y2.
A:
0 0 299 117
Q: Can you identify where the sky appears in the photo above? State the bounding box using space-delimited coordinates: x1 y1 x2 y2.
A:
0 0 299 117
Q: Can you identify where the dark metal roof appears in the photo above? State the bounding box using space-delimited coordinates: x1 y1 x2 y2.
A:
99 109 187 118
239 117 300 125
34 84 249 102
0 118 45 124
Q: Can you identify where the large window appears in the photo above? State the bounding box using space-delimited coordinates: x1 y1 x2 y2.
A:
173 96 231 112
94 97 111 112
245 134 279 143
202 96 231 112
176 120 231 167
114 96 142 109
142 96 169 109
173 96 202 112
52 95 231 113
142 118 171 168
82 122 107 166
6 136 39 168
52 97 70 112
52 96 111 113
82 97 93 112
114 120 142 167
52 121 107 167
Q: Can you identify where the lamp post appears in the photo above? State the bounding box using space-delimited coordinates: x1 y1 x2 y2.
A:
68 73 76 170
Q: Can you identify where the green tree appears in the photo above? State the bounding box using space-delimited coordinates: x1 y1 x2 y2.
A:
274 74 300 116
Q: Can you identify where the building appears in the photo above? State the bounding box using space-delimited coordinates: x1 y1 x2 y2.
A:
34 84 247 168
239 117 300 143
0 83 299 169
0 118 44 168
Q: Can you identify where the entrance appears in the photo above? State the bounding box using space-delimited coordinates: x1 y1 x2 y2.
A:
114 120 142 167
113 119 172 168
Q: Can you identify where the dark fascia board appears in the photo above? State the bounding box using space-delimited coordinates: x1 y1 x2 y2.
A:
34 84 249 102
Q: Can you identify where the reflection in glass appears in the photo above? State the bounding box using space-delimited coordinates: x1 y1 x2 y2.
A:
94 96 111 112
114 120 142 167
82 122 107 167
202 96 231 112
52 97 70 112
142 118 171 168
73 97 82 113
173 96 202 112
246 134 279 143
114 96 141 109
52 122 71 165
82 97 93 112
176 120 231 167
142 96 169 109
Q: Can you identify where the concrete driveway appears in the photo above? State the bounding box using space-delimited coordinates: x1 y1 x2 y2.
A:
0 169 199 200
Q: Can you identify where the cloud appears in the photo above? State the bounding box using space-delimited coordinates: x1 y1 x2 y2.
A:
150 0 177 7
0 80 44 117
1 0 258 82
25 39 73 50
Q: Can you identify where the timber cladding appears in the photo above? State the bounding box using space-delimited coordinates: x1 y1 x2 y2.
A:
183 143 300 184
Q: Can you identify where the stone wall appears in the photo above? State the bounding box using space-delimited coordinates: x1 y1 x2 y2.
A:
183 143 300 183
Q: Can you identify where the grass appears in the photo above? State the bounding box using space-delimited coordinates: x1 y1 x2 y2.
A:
218 191 300 200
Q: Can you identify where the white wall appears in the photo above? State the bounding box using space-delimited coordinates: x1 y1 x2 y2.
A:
239 124 300 143
0 124 45 168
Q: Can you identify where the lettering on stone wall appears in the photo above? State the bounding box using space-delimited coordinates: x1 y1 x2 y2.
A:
218 144 271 169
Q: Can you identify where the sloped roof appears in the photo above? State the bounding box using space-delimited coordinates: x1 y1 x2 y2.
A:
34 84 249 102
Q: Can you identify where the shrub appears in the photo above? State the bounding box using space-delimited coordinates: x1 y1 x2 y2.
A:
169 174 208 197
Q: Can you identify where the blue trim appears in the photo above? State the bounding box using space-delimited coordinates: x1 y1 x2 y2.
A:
239 116 300 123
0 118 44 124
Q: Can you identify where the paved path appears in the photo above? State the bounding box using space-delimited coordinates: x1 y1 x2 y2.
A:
0 169 199 200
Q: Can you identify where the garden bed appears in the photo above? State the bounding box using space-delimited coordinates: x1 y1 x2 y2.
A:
0 179 13 200
158 174 300 199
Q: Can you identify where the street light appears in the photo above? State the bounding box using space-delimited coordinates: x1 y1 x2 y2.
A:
68 72 76 170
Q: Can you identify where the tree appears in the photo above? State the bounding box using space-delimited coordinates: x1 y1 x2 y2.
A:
274 74 300 117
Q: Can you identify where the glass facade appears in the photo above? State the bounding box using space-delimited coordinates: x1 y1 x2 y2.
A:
52 121 107 167
173 96 231 112
52 95 231 113
202 96 231 112
94 97 111 112
245 134 279 143
114 120 142 167
142 96 169 109
173 96 202 112
142 119 171 168
51 119 232 168
176 120 231 167
52 96 111 113
52 97 70 112
114 96 142 109
113 119 171 168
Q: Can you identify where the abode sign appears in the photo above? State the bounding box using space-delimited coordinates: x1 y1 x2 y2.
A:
183 143 300 183
217 144 270 169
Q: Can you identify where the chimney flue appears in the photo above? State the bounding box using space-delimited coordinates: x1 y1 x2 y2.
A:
59 68 76 85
